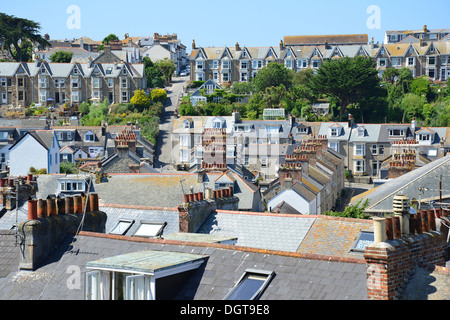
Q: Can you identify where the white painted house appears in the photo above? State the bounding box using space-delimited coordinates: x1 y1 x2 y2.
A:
8 131 60 176
267 182 318 215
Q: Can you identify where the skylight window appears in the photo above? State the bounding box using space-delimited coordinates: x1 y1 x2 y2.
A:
351 231 374 252
110 219 134 235
132 221 166 238
225 269 275 300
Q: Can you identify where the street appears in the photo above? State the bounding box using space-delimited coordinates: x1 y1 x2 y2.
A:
154 75 189 171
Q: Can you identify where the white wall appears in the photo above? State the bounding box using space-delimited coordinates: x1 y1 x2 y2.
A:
267 189 316 214
9 136 48 176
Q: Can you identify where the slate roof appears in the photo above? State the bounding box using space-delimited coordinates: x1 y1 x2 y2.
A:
351 154 450 212
197 210 316 252
284 34 369 46
0 232 368 300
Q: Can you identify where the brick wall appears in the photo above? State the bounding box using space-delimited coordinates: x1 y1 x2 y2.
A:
364 229 446 300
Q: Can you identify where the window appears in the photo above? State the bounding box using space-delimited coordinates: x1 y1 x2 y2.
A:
379 145 384 155
222 60 230 69
1 78 6 87
85 271 101 300
354 160 365 173
330 128 339 136
351 231 374 252
378 58 387 67
40 78 48 88
442 56 448 65
354 144 365 156
240 72 248 82
312 59 319 68
93 78 101 89
244 155 249 166
212 119 222 128
252 60 263 69
72 78 79 88
209 60 219 69
73 67 78 75
328 142 339 152
122 68 127 75
225 269 275 300
428 56 436 65
196 60 204 70
428 69 435 79
18 78 24 87
109 219 134 235
72 91 79 102
18 91 24 101
285 60 294 69
297 59 308 68
40 90 47 102
389 129 404 137
371 144 378 155
126 275 150 300
121 91 128 102
121 78 128 89
418 134 431 141
196 72 204 81
108 78 114 88
132 221 166 238
60 180 85 192
392 58 401 67
260 157 268 167
240 61 249 70
41 67 46 74
407 57 415 66
85 132 95 141
222 73 229 82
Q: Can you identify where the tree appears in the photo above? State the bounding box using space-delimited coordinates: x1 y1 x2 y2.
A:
130 89 151 111
155 58 176 86
410 76 431 99
102 34 119 45
310 56 381 118
143 57 165 88
253 62 293 93
0 13 50 62
400 93 424 122
323 199 370 219
150 88 167 103
50 51 73 63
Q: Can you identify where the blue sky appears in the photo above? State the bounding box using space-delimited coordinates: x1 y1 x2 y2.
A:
2 0 449 52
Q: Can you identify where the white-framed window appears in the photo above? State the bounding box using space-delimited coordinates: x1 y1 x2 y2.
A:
1 77 6 87
240 72 248 82
121 78 128 88
392 58 401 67
407 57 415 66
441 68 447 81
221 60 230 69
285 60 294 69
132 221 166 238
222 73 229 82
121 91 128 102
354 160 366 173
330 127 340 137
297 59 308 69
225 269 275 300
107 78 114 88
389 129 404 137
39 90 47 102
427 56 436 66
72 78 79 88
85 132 95 141
260 157 268 167
40 78 48 88
60 181 85 192
252 60 263 69
85 271 100 300
73 67 79 75
244 155 249 166
441 56 448 66
378 58 387 67
354 144 365 156
240 60 249 70
328 142 339 152
196 72 204 81
109 219 134 235
180 135 189 147
209 60 219 69
371 144 378 155
93 78 101 89
72 91 79 102
312 59 320 68
122 68 127 75
428 68 436 79
418 133 431 141
196 60 204 70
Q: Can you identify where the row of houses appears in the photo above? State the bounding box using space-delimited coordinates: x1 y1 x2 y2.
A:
0 121 155 176
189 35 450 84
171 110 450 184
33 32 188 74
0 56 146 108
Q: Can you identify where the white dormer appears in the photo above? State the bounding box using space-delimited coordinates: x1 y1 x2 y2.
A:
84 131 95 142
416 128 435 146
183 119 191 129
329 124 342 137
356 126 365 137
212 117 223 128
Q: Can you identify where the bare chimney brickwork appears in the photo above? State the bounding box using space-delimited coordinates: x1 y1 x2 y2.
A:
364 195 447 300
19 193 106 271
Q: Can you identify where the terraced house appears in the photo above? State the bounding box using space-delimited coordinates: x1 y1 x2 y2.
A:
0 59 146 108
189 33 449 85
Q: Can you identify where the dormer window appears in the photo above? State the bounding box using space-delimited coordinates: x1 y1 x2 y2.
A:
73 68 78 75
389 129 404 137
122 68 127 75
41 67 46 74
418 133 431 141
330 127 340 136
85 132 95 141
297 127 308 134
183 120 191 129
357 127 365 137
212 118 222 128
